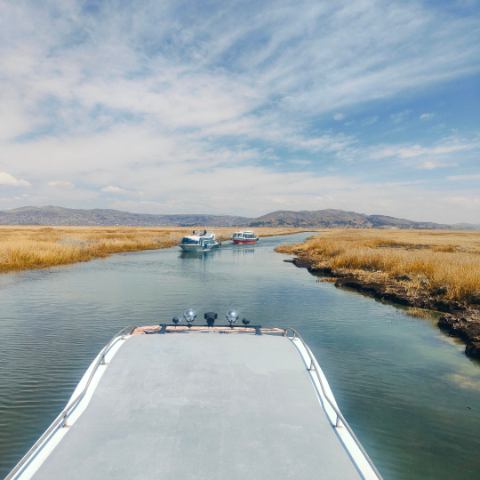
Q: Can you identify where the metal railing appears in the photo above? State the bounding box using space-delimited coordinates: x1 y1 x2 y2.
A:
5 325 135 480
282 327 382 480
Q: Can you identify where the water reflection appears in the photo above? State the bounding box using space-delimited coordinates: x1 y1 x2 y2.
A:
231 246 256 255
179 250 212 259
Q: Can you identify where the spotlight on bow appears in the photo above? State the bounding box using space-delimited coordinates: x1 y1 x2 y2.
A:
204 312 218 327
242 318 250 326
183 308 197 327
172 316 180 327
226 310 239 328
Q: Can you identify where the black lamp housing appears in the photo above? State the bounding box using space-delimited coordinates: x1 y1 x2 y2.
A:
204 312 218 327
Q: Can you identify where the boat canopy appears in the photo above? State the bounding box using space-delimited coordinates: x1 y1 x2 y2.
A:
233 231 257 238
181 232 215 244
180 236 200 245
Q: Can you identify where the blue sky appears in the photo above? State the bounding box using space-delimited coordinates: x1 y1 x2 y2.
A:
0 0 479 222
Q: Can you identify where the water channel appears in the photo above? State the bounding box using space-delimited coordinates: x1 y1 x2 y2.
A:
1 233 479 479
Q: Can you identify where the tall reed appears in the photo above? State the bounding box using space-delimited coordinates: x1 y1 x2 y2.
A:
277 229 480 303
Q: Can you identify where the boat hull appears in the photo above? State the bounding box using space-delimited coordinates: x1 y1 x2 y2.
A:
179 242 219 252
179 244 211 252
233 239 258 244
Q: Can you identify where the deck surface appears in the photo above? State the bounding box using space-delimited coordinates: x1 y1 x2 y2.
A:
32 332 362 479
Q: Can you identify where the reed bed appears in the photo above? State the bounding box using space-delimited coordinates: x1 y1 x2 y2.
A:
277 229 480 303
0 226 304 273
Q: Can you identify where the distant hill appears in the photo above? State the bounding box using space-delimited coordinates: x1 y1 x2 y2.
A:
366 214 446 229
251 209 369 228
0 205 469 229
0 206 249 227
250 209 451 229
450 222 480 230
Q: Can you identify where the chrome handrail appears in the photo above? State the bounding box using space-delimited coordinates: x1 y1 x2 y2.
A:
282 327 382 479
5 325 136 480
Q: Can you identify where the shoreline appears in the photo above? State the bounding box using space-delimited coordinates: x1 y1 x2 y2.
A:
284 255 480 359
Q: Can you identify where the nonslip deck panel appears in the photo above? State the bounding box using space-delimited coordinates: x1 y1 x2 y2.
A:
32 333 362 480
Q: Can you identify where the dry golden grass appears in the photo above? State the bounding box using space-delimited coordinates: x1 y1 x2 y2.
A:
0 226 305 273
276 229 480 303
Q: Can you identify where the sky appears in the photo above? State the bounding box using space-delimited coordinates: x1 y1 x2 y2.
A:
0 0 479 223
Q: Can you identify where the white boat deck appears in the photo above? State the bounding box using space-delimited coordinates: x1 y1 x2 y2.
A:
22 330 375 479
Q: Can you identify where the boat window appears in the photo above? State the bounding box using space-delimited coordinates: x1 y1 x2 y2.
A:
181 237 199 244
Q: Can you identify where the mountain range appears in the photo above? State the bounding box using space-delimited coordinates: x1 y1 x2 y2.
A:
0 206 477 229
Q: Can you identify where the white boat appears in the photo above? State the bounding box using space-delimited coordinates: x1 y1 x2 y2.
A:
232 230 259 244
6 311 382 480
179 230 219 252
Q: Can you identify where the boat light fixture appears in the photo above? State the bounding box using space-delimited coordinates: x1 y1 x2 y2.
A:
183 308 197 327
204 312 217 327
172 316 180 326
226 310 239 327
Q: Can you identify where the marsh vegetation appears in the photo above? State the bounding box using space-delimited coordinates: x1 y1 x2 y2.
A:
0 226 306 273
277 229 480 303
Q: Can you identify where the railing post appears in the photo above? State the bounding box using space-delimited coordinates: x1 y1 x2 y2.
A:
308 358 314 371
61 412 69 428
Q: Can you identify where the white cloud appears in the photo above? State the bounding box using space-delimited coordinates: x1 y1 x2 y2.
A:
1 0 479 138
101 185 128 194
417 161 438 170
48 180 74 188
0 171 30 187
417 160 455 170
333 112 345 121
444 195 480 208
447 174 480 181
371 138 478 160
419 112 435 121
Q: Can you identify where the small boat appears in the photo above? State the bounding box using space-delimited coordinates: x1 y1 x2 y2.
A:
232 230 259 244
6 311 382 480
179 230 219 252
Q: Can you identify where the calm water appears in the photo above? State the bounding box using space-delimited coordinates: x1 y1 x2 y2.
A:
1 233 479 479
